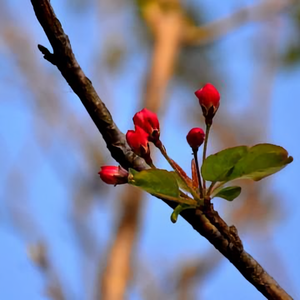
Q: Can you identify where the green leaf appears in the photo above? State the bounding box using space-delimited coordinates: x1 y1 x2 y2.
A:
170 159 194 190
226 144 293 181
170 204 192 223
213 186 241 201
171 204 185 223
171 172 191 193
201 146 248 182
202 143 293 183
128 169 180 198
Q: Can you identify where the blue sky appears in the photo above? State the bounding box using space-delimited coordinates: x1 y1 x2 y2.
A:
0 1 299 299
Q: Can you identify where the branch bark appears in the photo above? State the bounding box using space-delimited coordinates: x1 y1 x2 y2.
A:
31 0 147 172
30 1 293 299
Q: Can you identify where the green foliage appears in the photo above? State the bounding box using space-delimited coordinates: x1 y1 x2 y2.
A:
128 143 292 211
201 146 248 182
202 143 293 183
170 204 191 223
171 171 193 193
213 186 241 201
128 169 180 198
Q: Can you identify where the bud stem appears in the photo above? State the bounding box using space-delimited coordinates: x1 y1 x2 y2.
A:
209 181 226 197
202 124 211 193
207 181 217 196
157 141 202 203
193 149 204 199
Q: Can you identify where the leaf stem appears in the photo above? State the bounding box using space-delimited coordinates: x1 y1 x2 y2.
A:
206 181 217 196
193 149 204 198
210 181 226 197
202 124 211 193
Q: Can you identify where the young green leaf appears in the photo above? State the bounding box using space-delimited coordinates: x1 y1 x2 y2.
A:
202 143 292 183
170 204 196 223
128 169 180 198
171 204 185 223
171 172 192 193
201 146 248 182
213 186 242 201
226 144 293 181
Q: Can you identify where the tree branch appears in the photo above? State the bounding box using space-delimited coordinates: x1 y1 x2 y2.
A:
31 0 147 172
182 0 294 46
30 1 293 299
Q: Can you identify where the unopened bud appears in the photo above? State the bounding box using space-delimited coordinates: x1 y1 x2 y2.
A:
133 108 160 144
186 127 205 151
126 126 153 165
98 166 128 185
195 83 220 125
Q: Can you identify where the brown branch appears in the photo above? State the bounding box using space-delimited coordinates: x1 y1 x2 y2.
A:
181 206 292 300
31 0 147 172
30 1 293 299
182 0 294 46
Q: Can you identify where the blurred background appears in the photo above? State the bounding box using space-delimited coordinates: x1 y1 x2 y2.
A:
0 0 300 299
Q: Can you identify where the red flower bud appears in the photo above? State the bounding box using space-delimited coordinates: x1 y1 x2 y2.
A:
195 83 220 124
126 126 153 165
186 127 205 151
133 108 160 143
98 166 128 185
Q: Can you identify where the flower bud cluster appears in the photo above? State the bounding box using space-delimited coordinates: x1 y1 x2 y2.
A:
98 109 160 185
186 83 220 150
99 83 221 189
126 108 160 165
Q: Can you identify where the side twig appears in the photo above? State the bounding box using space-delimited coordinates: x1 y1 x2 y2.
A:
182 0 294 45
30 1 293 299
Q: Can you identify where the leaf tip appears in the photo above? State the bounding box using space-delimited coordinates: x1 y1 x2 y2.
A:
170 212 178 223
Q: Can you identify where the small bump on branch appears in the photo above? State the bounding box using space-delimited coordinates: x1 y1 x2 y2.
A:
37 44 57 65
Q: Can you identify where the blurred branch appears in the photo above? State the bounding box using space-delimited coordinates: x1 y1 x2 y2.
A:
182 0 294 45
29 242 66 300
100 2 183 297
30 1 293 299
100 188 143 300
143 1 182 111
176 252 222 300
